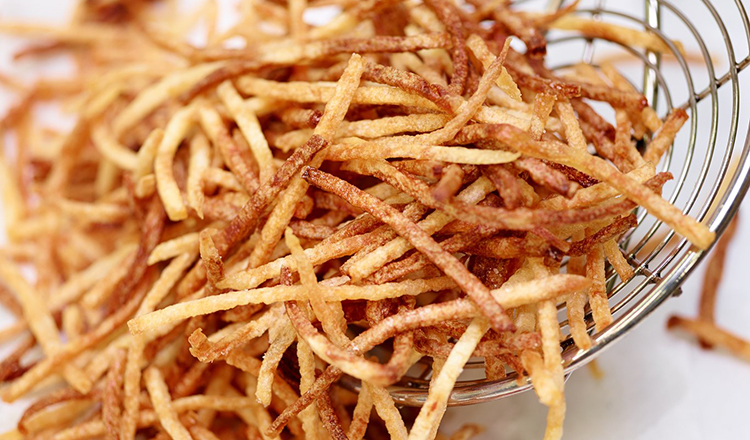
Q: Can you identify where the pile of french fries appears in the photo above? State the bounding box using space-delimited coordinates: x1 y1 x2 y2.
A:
0 0 721 439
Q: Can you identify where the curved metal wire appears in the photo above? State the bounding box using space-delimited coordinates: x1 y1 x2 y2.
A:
341 0 750 406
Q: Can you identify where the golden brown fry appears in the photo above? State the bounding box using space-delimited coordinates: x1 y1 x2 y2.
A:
643 109 689 165
549 15 683 54
155 105 195 221
103 349 126 440
302 166 513 332
668 316 750 362
186 132 211 218
699 213 739 334
585 241 613 333
0 4 707 440
144 367 193 440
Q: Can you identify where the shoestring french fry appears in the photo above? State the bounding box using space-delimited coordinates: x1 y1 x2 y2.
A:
0 1 709 440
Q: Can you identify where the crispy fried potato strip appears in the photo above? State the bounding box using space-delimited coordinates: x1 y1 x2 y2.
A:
0 2 715 440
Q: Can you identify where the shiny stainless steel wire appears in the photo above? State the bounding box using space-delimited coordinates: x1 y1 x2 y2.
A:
342 0 750 406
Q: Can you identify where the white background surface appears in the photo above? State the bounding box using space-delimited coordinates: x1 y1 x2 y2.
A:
1 1 750 439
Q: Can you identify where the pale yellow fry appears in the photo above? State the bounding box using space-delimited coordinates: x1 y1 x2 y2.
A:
466 34 522 102
0 258 92 393
91 124 138 170
288 0 307 41
83 84 124 120
55 395 263 440
347 383 373 440
249 175 310 268
0 156 25 231
407 317 489 440
144 367 194 440
274 114 450 151
0 430 21 440
113 62 222 136
135 174 157 198
602 239 634 282
315 53 366 138
256 310 296 407
367 382 408 440
128 277 456 334
538 300 565 402
62 305 84 339
244 376 282 440
120 336 145 440
95 159 118 197
217 81 275 183
327 140 520 164
137 252 197 317
187 132 211 219
566 230 592 350
21 398 92 434
543 400 566 440
549 15 684 54
203 167 244 192
148 232 200 265
586 242 613 332
52 243 137 310
134 128 165 181
236 77 439 109
297 337 322 440
8 212 58 242
286 228 348 346
0 22 119 42
56 199 130 224
155 105 196 221
347 177 495 280
521 350 558 407
555 99 587 152
0 322 26 345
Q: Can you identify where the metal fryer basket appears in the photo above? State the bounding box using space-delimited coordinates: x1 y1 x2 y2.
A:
351 0 750 406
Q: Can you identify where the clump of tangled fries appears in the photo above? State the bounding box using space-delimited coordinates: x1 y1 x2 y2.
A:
0 0 714 439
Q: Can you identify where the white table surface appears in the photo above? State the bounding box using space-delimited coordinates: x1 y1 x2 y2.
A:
1 1 749 439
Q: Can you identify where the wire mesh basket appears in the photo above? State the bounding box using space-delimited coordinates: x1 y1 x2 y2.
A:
341 0 750 406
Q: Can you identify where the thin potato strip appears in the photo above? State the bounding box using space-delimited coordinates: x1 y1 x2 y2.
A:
92 124 138 170
407 317 489 440
113 62 223 136
466 34 522 102
585 241 613 332
129 277 456 334
0 3 710 440
487 124 714 249
602 239 634 282
0 258 92 394
302 167 514 332
549 15 683 54
144 367 194 440
186 132 211 218
668 316 750 362
154 105 196 221
217 81 275 183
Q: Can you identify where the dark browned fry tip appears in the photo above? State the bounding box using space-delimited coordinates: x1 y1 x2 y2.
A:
528 46 547 59
309 111 322 127
666 315 683 329
676 108 688 118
